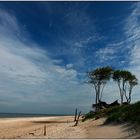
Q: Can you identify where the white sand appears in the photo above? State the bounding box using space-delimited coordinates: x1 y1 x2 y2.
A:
0 116 138 138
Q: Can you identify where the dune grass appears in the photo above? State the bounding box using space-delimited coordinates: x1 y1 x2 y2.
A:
105 101 140 124
83 101 140 124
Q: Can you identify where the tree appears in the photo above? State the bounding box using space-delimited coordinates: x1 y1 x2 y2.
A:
113 70 125 104
87 66 113 111
124 74 138 104
113 70 138 104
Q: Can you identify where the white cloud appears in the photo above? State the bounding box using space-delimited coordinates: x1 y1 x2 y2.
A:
0 45 47 85
74 35 103 48
107 41 125 47
120 3 140 103
0 9 93 113
124 3 140 40
66 63 74 69
0 9 20 35
124 3 140 77
101 3 140 103
95 47 115 62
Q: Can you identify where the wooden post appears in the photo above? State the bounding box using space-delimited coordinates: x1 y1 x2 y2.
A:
44 124 46 136
74 108 77 122
74 111 81 126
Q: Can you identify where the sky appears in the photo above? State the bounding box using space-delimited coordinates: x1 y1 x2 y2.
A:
0 1 140 114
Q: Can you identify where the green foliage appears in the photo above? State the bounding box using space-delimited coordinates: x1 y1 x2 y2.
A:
113 70 138 84
87 66 113 110
83 102 140 125
88 66 113 83
82 111 105 122
86 66 139 123
112 69 138 104
105 101 140 124
82 111 96 122
82 108 111 122
129 74 138 87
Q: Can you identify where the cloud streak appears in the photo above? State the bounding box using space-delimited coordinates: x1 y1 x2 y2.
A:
0 3 140 114
0 9 92 114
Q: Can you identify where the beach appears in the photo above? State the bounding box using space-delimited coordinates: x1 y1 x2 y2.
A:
0 116 139 138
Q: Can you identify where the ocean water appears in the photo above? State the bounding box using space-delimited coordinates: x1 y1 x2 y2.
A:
0 113 72 118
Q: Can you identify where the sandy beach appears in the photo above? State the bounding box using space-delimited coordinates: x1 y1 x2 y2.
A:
0 116 139 139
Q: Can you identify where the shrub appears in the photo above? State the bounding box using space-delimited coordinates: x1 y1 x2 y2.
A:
105 101 140 124
83 101 140 125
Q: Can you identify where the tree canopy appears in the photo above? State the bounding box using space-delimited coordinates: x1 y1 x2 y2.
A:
88 66 113 111
87 66 138 111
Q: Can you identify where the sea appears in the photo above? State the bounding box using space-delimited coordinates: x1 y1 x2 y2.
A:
0 113 72 118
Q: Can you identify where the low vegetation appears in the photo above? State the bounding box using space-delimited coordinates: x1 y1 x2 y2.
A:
82 101 140 124
105 101 140 124
84 66 139 126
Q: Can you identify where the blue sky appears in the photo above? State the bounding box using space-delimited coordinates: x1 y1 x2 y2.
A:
0 2 140 114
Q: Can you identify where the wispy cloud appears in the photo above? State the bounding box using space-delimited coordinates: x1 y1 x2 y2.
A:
95 47 115 63
125 4 140 75
105 2 140 102
123 2 140 75
74 35 103 48
0 9 92 114
87 2 140 103
94 2 140 70
1 2 140 114
48 4 104 71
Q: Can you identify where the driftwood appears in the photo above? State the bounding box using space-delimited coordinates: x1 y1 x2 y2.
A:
74 111 81 126
108 100 120 107
99 100 108 108
92 100 108 109
74 108 77 122
92 100 120 110
29 132 34 136
44 124 46 136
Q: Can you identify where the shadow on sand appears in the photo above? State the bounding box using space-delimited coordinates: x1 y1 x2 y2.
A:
32 120 74 124
101 121 139 138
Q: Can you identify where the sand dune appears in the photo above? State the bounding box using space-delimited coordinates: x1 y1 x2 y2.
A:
0 116 138 138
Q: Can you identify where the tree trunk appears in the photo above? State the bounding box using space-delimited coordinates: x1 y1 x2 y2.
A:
97 85 100 104
124 85 132 104
95 89 98 112
118 82 123 104
99 83 105 100
121 94 123 104
96 84 101 111
124 90 129 103
93 84 98 112
128 86 132 104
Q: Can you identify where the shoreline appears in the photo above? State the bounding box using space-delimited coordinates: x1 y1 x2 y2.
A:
0 115 72 120
0 116 139 138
